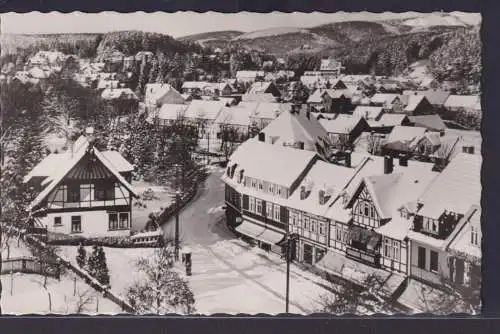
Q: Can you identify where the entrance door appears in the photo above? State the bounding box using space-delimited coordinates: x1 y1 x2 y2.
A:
303 244 313 265
455 258 465 286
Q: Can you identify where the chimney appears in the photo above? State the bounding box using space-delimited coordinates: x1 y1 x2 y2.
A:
258 132 265 142
318 189 326 205
399 154 408 167
300 186 307 200
384 155 394 174
345 150 352 168
296 141 305 150
86 127 95 145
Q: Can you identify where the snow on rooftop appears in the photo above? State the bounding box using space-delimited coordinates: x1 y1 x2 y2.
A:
418 153 482 219
184 99 225 120
353 106 384 120
319 114 363 134
261 109 331 155
226 139 318 188
287 160 355 216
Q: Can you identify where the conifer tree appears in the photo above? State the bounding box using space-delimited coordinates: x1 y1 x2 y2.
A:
95 246 111 286
87 245 99 278
76 244 87 269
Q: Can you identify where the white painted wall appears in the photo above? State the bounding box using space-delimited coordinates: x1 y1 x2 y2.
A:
41 210 131 238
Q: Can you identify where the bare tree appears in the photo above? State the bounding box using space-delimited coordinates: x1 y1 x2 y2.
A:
126 244 196 315
330 130 352 152
219 124 240 164
366 132 383 155
318 272 395 314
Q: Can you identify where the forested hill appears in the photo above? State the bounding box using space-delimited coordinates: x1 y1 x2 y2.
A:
95 31 203 60
286 26 481 86
1 30 204 60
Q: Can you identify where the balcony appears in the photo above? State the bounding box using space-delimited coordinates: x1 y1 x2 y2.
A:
346 246 381 268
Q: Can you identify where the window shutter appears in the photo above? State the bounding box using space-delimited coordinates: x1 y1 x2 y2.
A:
242 195 249 210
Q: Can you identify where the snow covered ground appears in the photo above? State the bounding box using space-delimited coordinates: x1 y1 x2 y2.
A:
60 239 338 315
1 238 121 314
131 180 174 232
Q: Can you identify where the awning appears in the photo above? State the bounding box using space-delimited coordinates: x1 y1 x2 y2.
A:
349 225 381 251
235 220 285 245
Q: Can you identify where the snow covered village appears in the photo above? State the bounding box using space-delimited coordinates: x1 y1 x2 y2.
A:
0 11 481 315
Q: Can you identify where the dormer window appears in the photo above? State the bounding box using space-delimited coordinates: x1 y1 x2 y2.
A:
251 179 257 188
269 184 275 194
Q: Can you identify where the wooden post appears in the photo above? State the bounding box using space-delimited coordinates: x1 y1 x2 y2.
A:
48 292 52 312
10 270 13 296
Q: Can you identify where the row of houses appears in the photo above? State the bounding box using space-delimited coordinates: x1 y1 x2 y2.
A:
222 127 481 294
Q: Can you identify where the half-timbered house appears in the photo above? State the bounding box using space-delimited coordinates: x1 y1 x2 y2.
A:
24 129 138 239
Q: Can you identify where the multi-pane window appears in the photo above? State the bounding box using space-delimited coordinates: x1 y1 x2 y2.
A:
67 184 80 203
303 217 310 230
251 179 257 188
258 182 263 190
273 204 280 221
256 199 263 215
289 212 297 226
335 224 348 243
95 182 115 201
385 239 400 260
430 250 438 272
54 216 62 226
319 222 325 235
249 197 256 213
71 216 82 233
471 226 479 246
269 184 275 194
109 213 119 230
311 220 317 233
266 203 273 219
119 213 129 229
277 188 282 196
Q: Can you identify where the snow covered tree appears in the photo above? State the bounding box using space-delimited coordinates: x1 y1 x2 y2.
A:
87 245 100 278
148 58 159 84
155 51 168 84
95 246 110 286
136 57 150 97
76 244 87 269
126 245 196 315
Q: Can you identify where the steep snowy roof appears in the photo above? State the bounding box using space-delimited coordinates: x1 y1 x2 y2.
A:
403 95 427 112
184 100 225 120
307 89 327 103
286 160 356 217
408 114 446 132
353 106 384 120
319 115 364 134
153 104 188 121
144 83 179 105
246 102 292 120
227 139 318 188
214 106 253 127
403 90 450 106
241 93 277 103
368 114 409 128
261 110 331 155
418 153 482 219
370 93 401 105
247 82 273 95
444 95 480 109
26 136 138 210
385 126 427 146
101 150 134 172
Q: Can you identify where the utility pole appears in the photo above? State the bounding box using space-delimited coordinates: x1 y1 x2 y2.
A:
285 230 298 313
174 190 180 261
174 163 181 261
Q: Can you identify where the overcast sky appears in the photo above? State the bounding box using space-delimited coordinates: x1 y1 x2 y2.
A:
1 11 481 37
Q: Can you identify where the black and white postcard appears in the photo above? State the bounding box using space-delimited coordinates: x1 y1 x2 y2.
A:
0 11 481 315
